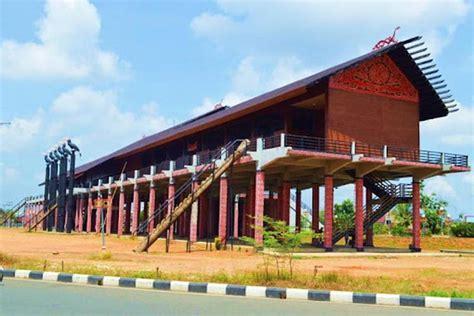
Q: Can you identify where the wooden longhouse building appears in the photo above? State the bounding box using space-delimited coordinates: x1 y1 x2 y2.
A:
26 36 470 252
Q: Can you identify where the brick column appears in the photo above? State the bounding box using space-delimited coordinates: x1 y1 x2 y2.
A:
148 184 156 233
167 183 175 240
74 199 79 230
355 178 364 251
117 190 125 236
245 182 255 237
312 184 320 245
86 195 93 233
365 189 374 247
106 193 113 235
95 195 102 233
295 188 302 232
198 193 207 239
254 170 265 244
281 181 290 225
77 197 84 232
324 175 334 251
132 188 140 235
218 176 228 242
190 181 199 242
412 180 421 252
125 195 132 234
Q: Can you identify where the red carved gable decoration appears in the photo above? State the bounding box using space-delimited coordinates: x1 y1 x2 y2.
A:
329 55 418 103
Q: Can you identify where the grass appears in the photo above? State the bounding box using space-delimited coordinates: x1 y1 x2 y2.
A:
88 251 113 261
1 252 473 298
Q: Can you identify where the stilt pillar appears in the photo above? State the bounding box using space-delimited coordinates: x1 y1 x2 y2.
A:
167 182 175 240
295 188 302 231
355 177 364 251
77 196 84 232
198 192 207 239
148 184 156 233
190 180 199 242
106 192 112 235
312 183 320 245
411 180 421 252
233 195 239 238
365 189 374 247
132 187 140 235
281 181 290 225
324 175 334 252
254 170 265 244
95 194 102 233
86 195 93 233
118 190 125 236
218 176 228 242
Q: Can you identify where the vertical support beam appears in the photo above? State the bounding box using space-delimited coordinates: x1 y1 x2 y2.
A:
190 180 199 242
132 186 140 235
198 192 207 239
125 193 132 234
295 188 302 232
246 181 255 237
311 184 320 245
354 178 364 252
412 180 421 252
218 176 228 242
117 190 125 236
281 181 290 224
365 189 374 247
77 196 84 232
86 194 93 233
254 170 265 244
324 175 334 252
148 184 156 233
167 182 175 240
106 177 113 235
95 194 102 233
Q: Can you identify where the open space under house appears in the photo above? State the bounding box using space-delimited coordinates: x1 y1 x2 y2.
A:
21 36 470 253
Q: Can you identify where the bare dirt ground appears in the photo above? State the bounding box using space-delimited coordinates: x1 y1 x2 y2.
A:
0 228 474 286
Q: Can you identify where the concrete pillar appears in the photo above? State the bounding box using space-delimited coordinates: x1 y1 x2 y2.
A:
190 181 199 242
365 189 374 247
218 176 228 242
324 175 334 251
281 181 290 225
117 190 125 236
125 194 132 234
78 197 84 232
312 184 320 244
167 183 175 240
132 188 140 235
355 177 364 251
86 195 93 233
198 193 207 239
254 170 265 244
106 193 112 235
95 195 102 233
412 180 421 252
148 184 156 233
295 188 302 231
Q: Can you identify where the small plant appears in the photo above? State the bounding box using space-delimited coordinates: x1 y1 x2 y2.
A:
450 222 474 238
214 237 223 250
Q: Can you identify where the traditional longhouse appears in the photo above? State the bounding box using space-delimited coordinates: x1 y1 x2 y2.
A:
27 36 470 252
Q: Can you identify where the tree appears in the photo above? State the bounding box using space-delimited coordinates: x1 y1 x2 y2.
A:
334 199 354 232
392 203 412 228
421 190 448 234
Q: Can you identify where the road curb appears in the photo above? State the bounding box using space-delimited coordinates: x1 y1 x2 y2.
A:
1 268 473 311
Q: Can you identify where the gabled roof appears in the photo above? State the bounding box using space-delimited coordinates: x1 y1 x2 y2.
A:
75 36 455 176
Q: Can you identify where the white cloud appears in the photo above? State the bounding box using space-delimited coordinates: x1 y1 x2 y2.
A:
192 56 316 116
1 0 129 80
0 86 172 162
421 103 474 149
191 0 470 58
424 176 457 199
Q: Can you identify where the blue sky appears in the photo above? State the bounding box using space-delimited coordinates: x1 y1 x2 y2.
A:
1 0 472 217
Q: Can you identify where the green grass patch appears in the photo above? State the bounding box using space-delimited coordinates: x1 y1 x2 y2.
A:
88 251 113 261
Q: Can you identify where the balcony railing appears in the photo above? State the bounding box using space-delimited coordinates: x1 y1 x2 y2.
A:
86 133 468 187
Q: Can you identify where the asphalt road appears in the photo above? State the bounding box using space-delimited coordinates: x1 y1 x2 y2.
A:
0 279 470 316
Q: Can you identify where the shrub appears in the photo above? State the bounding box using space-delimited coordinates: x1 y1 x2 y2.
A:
373 223 388 235
391 223 410 236
450 222 474 238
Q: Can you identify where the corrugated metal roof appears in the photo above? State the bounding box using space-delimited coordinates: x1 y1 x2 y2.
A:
75 36 451 175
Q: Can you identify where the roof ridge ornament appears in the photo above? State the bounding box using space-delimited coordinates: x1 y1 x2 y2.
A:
373 27 400 50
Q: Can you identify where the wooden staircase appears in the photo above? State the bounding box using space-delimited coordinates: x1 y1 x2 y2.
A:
134 139 250 253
